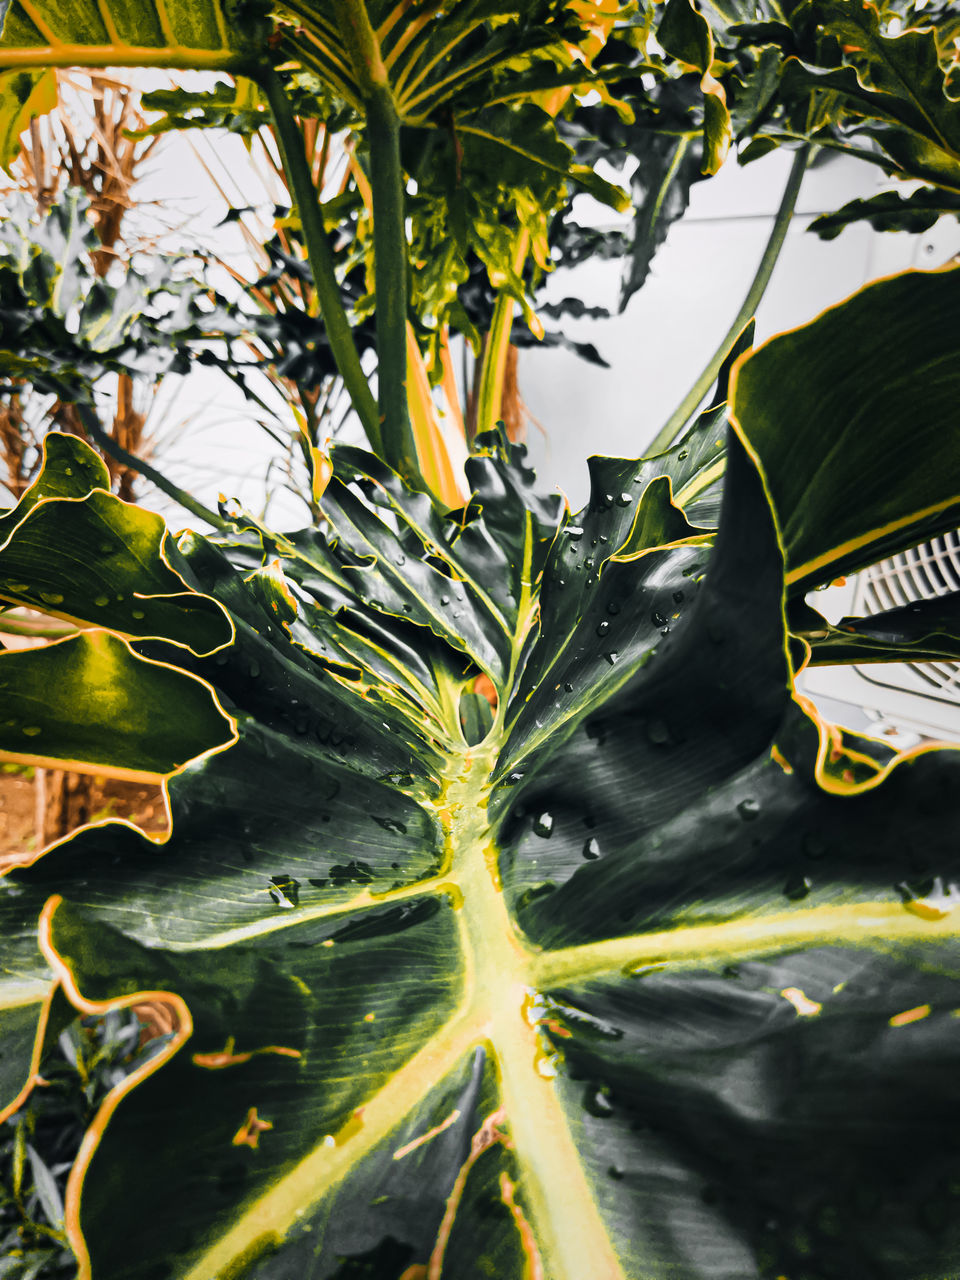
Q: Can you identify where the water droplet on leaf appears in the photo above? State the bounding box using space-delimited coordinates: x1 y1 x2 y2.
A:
582 837 601 860
533 812 554 838
783 874 811 901
802 832 828 859
268 875 300 908
372 816 408 835
596 620 609 637
737 798 760 821
616 492 632 507
647 718 671 746
585 1086 614 1117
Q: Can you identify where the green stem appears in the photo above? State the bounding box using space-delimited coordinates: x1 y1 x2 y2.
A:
260 69 382 456
75 405 229 530
365 87 419 486
327 0 419 488
648 144 811 455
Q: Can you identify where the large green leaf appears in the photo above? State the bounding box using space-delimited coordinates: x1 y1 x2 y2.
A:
778 1 960 191
728 264 960 595
1 257 960 1277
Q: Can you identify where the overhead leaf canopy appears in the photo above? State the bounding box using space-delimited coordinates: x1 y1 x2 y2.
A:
0 265 959 1278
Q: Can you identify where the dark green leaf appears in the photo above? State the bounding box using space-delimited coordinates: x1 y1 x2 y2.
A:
808 185 960 238
729 264 960 593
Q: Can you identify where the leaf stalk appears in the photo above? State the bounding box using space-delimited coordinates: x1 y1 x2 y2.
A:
259 68 383 455
648 143 811 454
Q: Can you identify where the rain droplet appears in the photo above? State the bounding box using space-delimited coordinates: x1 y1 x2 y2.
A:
802 832 828 860
651 610 668 627
556 579 566 589
607 601 621 615
64 467 73 476
603 652 619 666
647 718 671 746
22 726 41 737
601 493 614 509
440 595 450 606
372 816 407 835
268 874 300 908
585 1087 614 1117
248 660 261 679
131 609 145 620
94 595 109 608
596 620 610 637
395 553 406 566
673 590 685 604
678 449 688 461
533 812 554 838
504 771 524 786
584 557 595 570
563 682 574 693
39 591 64 605
566 526 584 540
783 874 811 901
616 492 633 507
737 798 760 821
582 837 600 860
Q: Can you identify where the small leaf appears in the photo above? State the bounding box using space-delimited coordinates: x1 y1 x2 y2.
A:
24 1143 64 1230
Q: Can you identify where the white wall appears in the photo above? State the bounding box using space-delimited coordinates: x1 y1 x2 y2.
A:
516 147 960 507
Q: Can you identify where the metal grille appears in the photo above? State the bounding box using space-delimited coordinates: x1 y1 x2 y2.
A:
853 531 960 704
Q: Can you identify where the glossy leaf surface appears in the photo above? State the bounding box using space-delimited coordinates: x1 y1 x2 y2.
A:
729 265 960 594
1 258 960 1279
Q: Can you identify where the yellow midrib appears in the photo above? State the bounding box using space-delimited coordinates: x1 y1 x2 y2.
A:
447 747 628 1280
174 744 625 1279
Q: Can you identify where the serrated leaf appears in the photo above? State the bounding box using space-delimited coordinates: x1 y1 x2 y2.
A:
808 185 960 238
2 421 955 1280
0 630 235 778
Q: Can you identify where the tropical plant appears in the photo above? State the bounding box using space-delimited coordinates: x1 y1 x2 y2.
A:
0 3 959 1280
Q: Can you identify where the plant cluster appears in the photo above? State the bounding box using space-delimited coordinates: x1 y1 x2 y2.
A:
0 3 957 1279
